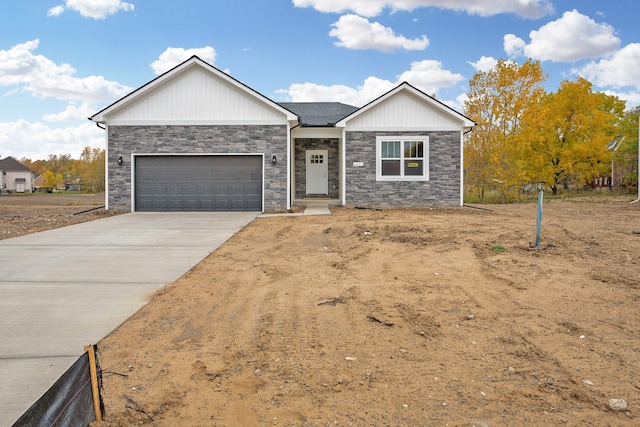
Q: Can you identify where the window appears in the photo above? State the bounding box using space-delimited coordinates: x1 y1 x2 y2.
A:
310 154 324 164
377 136 429 181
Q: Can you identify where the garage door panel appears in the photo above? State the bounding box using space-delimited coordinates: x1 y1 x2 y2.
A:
135 155 262 212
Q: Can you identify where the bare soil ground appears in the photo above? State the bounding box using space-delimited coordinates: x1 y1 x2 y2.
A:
3 194 640 426
0 193 115 240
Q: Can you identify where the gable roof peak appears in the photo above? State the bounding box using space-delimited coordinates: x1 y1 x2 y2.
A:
335 81 475 128
90 55 297 123
0 156 33 172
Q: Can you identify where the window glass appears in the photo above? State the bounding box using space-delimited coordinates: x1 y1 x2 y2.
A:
382 160 401 175
404 141 423 158
404 159 423 175
377 137 428 180
382 141 401 158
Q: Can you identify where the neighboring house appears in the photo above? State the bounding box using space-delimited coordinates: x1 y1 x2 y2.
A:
0 157 35 193
33 175 44 192
89 56 474 213
65 179 82 191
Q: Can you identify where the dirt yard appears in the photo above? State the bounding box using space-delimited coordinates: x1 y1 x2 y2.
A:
2 194 640 426
0 193 114 240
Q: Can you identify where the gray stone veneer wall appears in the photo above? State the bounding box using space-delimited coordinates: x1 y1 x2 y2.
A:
294 138 339 199
107 125 288 212
344 131 461 208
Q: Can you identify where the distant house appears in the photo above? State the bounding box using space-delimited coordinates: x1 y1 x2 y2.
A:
0 157 35 193
33 175 44 192
65 178 82 191
90 56 475 212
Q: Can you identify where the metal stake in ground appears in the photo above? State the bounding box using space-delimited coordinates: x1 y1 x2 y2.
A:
535 183 544 248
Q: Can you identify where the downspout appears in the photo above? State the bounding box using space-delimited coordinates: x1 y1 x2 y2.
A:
288 121 300 211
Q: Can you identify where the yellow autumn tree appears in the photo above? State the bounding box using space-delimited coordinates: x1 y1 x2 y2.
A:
519 78 626 194
464 59 546 202
78 146 106 192
42 170 56 192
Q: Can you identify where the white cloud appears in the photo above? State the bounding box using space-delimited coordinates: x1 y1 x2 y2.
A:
468 56 499 72
329 14 428 52
455 92 469 110
0 120 104 160
277 59 463 107
280 77 398 106
603 90 640 109
47 5 65 17
576 43 640 90
151 47 217 75
504 9 620 62
397 60 464 93
43 102 95 122
0 39 132 102
503 34 526 58
49 0 134 20
293 0 554 18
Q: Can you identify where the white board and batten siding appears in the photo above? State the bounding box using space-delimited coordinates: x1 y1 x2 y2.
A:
337 84 473 131
97 60 294 126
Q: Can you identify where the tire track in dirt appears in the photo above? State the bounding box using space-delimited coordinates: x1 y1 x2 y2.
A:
95 201 640 426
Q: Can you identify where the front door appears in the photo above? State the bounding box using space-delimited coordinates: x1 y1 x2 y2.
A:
306 150 328 195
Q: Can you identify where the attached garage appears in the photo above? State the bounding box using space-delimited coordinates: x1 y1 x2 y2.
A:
134 155 263 212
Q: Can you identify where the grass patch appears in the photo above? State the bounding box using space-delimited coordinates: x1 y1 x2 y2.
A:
490 245 506 253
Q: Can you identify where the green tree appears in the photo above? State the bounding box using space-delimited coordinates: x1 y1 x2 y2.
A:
45 154 73 181
464 59 547 202
77 146 105 192
612 108 639 191
519 78 626 194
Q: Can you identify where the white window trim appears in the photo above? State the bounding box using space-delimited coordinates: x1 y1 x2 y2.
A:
376 135 429 181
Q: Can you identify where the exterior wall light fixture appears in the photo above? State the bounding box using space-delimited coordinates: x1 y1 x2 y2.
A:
118 156 124 165
271 155 277 165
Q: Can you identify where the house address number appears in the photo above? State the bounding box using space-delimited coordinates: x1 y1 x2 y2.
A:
353 162 364 167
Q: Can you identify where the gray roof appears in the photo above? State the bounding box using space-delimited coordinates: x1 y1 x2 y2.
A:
278 102 359 127
0 157 32 172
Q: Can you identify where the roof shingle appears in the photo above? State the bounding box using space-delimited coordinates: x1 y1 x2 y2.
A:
278 102 359 127
0 157 32 172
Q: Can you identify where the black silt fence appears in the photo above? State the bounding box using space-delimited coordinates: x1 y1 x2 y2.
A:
12 349 102 427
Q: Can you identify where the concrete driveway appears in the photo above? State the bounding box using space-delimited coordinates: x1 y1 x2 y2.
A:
0 212 258 425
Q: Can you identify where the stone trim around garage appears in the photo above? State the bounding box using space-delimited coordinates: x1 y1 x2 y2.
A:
344 130 461 208
106 125 289 212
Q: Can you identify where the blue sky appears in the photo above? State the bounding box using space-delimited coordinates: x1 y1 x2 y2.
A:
1 0 639 160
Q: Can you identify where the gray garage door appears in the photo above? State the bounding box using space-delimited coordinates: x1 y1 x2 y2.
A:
135 155 262 211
